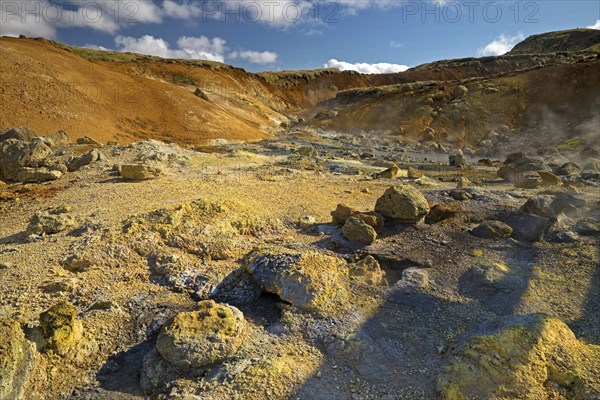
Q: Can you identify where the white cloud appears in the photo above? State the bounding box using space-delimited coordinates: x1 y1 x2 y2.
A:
113 35 278 65
324 59 409 74
229 50 278 64
177 36 227 61
114 35 225 62
389 41 403 49
0 0 164 36
162 0 202 19
588 19 600 30
0 0 57 38
476 33 525 56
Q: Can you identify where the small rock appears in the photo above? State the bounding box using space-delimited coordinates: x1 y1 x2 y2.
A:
121 164 162 180
555 162 580 176
373 164 399 179
514 172 542 189
298 215 317 229
244 245 349 314
76 136 102 145
449 189 473 201
61 255 94 273
537 170 562 186
471 220 513 239
449 154 466 168
331 204 356 226
297 146 318 157
349 256 387 286
407 167 423 179
193 88 209 101
68 149 100 172
426 203 462 224
396 268 429 290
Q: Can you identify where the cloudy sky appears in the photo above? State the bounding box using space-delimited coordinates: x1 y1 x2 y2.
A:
1 1 599 72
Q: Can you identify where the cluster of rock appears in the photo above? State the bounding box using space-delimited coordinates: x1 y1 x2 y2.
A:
332 185 430 245
497 151 600 188
0 127 106 184
0 301 86 398
471 191 593 243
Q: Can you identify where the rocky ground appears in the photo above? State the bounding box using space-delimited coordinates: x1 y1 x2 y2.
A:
1 126 599 400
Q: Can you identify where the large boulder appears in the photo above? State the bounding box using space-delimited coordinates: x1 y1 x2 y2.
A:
498 154 551 182
243 245 349 314
521 194 586 221
0 127 37 142
506 213 551 242
374 185 430 224
49 130 71 146
0 317 36 400
156 300 247 369
438 314 600 399
0 139 56 182
514 172 543 189
39 301 83 356
342 216 377 245
15 167 62 183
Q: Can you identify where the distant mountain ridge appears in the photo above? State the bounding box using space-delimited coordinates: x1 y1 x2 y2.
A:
510 28 600 54
0 28 599 145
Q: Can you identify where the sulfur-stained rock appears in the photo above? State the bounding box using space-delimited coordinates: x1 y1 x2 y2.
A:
0 317 36 400
342 216 377 245
39 301 83 356
331 204 356 226
407 166 423 179
349 256 387 286
244 245 349 315
120 164 162 180
156 300 247 369
353 211 385 233
426 203 462 224
374 164 399 179
514 172 542 189
375 185 430 224
26 206 75 235
538 170 562 186
438 314 600 400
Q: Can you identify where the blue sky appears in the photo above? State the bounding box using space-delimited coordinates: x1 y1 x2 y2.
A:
1 1 599 72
